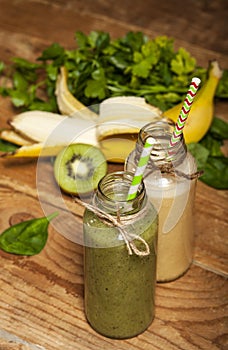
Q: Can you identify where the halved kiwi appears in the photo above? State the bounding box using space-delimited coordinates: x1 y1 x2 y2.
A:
54 143 107 195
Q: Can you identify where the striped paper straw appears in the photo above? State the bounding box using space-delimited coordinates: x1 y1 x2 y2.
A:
169 77 201 148
127 136 155 201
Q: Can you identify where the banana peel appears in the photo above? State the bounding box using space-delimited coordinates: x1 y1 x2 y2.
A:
55 66 98 120
0 110 98 158
1 143 65 158
0 96 162 160
0 129 33 146
164 60 223 144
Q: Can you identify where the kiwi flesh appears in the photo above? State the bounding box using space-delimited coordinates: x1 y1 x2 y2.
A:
54 143 107 194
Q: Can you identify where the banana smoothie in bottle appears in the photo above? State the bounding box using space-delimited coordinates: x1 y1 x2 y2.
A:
125 119 198 282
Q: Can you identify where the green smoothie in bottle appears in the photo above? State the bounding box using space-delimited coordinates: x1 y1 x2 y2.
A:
83 171 158 339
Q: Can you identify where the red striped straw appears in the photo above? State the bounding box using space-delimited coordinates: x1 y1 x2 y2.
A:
169 77 201 149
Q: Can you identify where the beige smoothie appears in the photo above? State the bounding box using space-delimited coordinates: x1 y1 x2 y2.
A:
146 175 196 282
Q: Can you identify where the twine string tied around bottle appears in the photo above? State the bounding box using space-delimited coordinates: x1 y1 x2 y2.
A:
74 197 150 257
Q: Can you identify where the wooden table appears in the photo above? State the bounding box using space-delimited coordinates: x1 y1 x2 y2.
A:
0 1 227 349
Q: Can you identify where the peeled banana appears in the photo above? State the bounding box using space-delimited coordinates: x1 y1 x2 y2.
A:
164 60 223 144
0 111 98 158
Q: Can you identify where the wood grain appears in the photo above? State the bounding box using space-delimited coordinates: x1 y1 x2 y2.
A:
0 0 227 67
0 0 228 349
0 188 227 350
37 0 228 55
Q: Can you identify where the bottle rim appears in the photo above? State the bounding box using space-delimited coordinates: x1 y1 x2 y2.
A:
95 171 146 216
97 170 145 203
137 118 187 166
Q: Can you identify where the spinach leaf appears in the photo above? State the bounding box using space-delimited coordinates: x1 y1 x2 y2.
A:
200 134 223 157
200 157 228 189
209 117 228 140
187 143 209 170
188 117 228 190
0 212 58 256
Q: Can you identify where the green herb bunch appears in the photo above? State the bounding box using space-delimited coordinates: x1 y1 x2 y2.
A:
0 31 227 112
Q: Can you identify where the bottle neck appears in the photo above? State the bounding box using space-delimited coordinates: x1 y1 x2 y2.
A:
94 171 146 217
136 118 187 168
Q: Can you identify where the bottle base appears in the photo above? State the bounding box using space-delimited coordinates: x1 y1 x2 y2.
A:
157 264 191 283
86 315 155 340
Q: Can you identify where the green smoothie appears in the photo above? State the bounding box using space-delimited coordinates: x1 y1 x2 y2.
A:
83 203 158 339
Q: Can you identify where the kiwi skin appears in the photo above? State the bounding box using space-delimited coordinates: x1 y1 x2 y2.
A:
54 143 107 195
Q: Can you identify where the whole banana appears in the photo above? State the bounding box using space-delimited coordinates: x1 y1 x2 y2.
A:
164 60 223 144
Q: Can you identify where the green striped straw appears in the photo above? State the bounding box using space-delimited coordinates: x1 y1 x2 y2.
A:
127 136 155 201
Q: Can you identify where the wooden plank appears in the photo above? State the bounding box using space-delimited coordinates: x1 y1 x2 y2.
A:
43 0 228 55
194 181 228 277
0 0 227 67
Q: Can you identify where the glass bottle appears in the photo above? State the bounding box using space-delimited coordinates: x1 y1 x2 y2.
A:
125 119 197 282
83 171 158 339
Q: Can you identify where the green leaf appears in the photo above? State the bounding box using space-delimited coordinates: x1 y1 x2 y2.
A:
200 134 223 157
12 58 39 83
158 63 172 85
0 139 19 152
187 142 210 169
39 43 65 60
200 157 228 189
109 53 129 70
121 31 147 52
154 36 174 62
87 31 101 49
12 57 40 70
0 212 58 255
95 32 110 51
13 71 28 90
209 117 228 140
0 61 5 73
46 63 58 81
216 69 228 98
85 79 106 99
28 99 58 112
141 41 160 64
91 68 105 81
132 40 160 78
132 58 152 78
9 89 31 107
171 48 196 75
75 31 89 49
